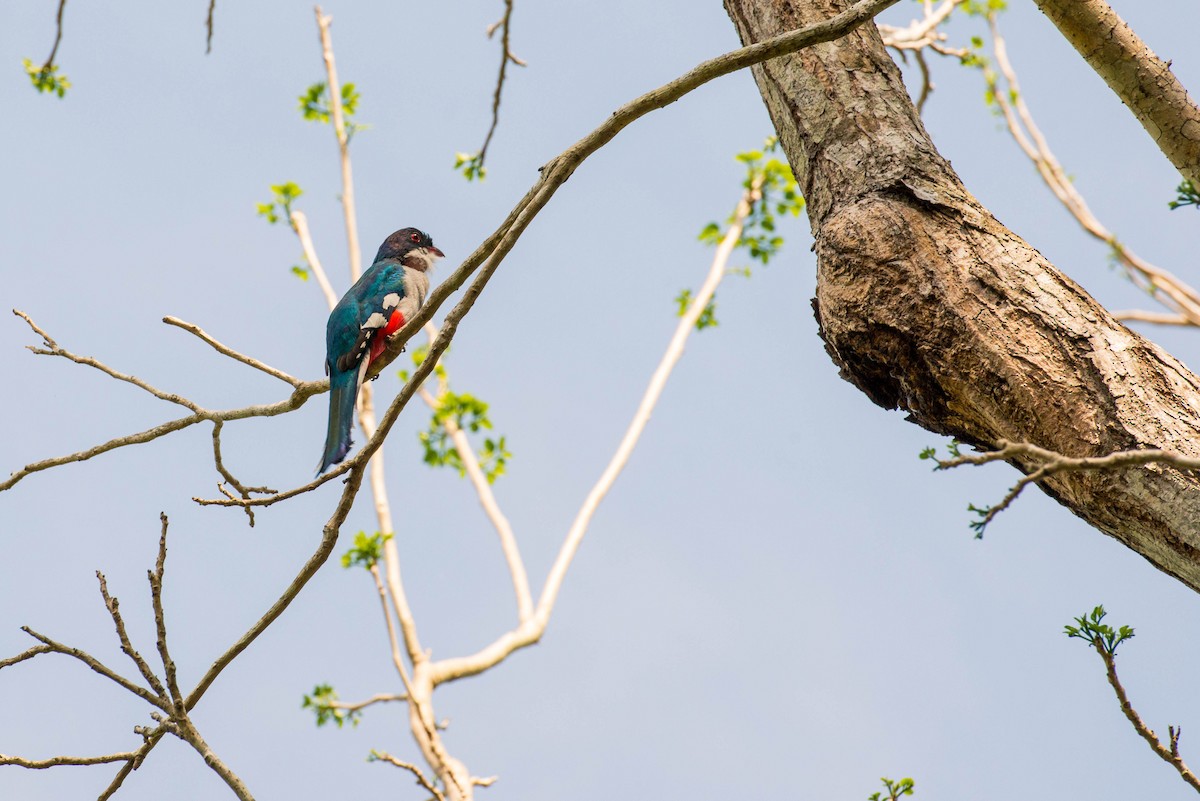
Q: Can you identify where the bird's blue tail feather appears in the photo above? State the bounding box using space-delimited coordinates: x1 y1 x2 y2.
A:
318 369 358 474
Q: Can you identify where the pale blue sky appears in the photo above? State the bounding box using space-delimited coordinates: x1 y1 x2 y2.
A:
3 1 1200 799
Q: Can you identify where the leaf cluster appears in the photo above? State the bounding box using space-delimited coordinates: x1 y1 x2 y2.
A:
1065 605 1135 655
257 182 304 225
1170 179 1199 211
301 683 361 728
421 391 510 484
299 81 367 139
960 0 1007 16
22 58 70 97
869 776 915 801
341 531 392 570
454 151 487 181
674 288 718 331
699 136 805 266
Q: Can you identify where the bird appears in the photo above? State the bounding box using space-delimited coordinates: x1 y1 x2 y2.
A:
318 227 444 474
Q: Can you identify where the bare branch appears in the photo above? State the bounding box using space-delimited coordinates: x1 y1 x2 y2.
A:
163 316 303 387
1031 0 1200 187
370 750 446 801
0 645 53 670
205 0 216 54
35 0 68 73
430 175 762 687
173 717 255 801
5 311 326 493
150 514 185 710
289 210 339 310
365 0 903 380
1091 641 1200 792
97 727 165 799
418 339 533 623
314 7 362 281
96 571 167 699
15 309 201 412
985 18 1200 326
330 692 408 713
1113 310 1193 326
474 0 525 174
0 751 138 769
185 461 368 711
368 564 417 701
934 439 1200 531
19 627 167 711
210 419 277 527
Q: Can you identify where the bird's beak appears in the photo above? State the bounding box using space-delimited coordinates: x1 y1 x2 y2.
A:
429 246 445 259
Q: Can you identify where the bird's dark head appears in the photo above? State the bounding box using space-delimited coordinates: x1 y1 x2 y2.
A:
374 228 444 272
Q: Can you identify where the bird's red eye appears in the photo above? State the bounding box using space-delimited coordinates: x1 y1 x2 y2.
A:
410 232 420 243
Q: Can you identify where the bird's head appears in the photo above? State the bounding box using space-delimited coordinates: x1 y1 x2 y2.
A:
374 227 445 272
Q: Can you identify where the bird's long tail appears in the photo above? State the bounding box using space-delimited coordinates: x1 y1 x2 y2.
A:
318 368 359 474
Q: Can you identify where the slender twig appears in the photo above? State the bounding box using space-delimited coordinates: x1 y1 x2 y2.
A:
1113 310 1192 326
4 310 326 493
314 7 361 281
366 0 902 381
205 0 216 54
150 514 184 710
0 645 53 670
428 175 761 687
370 750 446 801
877 0 965 111
934 438 1200 530
192 460 351 508
163 316 303 387
330 692 408 713
37 0 68 72
368 564 417 701
210 419 276 527
19 627 167 710
15 310 201 411
984 17 1200 326
475 0 525 173
0 751 138 769
289 210 339 310
96 571 167 698
174 716 256 801
1090 641 1200 793
417 329 533 623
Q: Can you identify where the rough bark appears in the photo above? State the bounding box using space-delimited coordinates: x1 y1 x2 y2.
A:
723 0 1200 589
1031 0 1200 188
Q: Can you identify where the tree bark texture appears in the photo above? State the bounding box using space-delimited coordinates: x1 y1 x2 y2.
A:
1031 0 1200 188
723 0 1200 589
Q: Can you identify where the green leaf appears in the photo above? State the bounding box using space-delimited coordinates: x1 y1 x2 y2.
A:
340 531 392 570
454 151 486 181
23 57 71 97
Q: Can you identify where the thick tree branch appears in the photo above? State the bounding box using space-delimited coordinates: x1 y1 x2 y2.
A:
725 0 1200 590
1031 0 1200 187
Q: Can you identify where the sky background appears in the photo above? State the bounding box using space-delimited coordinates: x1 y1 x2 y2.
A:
3 1 1200 799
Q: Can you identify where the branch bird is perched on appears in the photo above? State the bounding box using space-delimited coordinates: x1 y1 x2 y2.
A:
318 227 444 473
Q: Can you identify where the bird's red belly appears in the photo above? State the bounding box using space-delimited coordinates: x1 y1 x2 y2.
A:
368 310 406 365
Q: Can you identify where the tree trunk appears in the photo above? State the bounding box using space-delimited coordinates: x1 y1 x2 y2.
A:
723 0 1200 588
